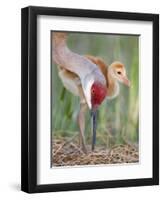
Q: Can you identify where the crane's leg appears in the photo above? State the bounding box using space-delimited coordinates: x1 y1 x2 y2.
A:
77 102 87 153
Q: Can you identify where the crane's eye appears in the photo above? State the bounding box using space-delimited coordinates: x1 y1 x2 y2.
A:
117 71 121 75
92 88 95 94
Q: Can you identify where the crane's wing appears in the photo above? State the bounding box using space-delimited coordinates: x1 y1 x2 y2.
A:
52 32 106 108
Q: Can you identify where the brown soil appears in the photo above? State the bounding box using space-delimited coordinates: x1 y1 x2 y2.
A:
52 138 139 167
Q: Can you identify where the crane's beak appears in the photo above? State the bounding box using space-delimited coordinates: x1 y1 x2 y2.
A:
91 107 98 151
122 76 131 87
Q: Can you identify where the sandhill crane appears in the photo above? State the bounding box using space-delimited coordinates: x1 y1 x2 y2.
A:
52 32 130 153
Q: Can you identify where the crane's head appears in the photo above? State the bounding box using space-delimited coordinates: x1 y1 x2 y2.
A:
90 81 107 151
109 61 130 87
82 78 107 151
81 69 107 152
91 82 107 111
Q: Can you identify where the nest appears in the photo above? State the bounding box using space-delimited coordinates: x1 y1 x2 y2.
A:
52 137 139 167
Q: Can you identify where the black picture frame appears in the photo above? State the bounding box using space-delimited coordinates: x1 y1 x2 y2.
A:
21 6 159 193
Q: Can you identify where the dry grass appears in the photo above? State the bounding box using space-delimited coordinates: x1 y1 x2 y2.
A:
52 137 139 167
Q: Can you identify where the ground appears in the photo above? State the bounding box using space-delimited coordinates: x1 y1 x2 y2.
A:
52 137 139 167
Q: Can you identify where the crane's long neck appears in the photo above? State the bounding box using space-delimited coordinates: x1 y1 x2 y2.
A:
52 32 86 75
52 32 71 66
107 67 119 98
52 32 106 83
52 32 106 108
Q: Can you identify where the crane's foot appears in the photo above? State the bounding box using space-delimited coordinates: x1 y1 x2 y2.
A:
79 135 87 154
82 144 88 154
